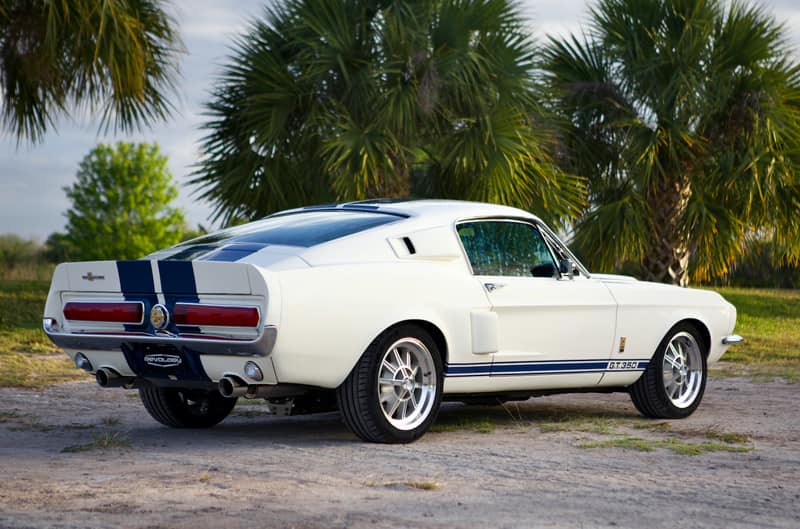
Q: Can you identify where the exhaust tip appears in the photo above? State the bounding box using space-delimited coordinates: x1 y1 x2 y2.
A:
219 376 246 398
95 368 114 387
75 353 93 372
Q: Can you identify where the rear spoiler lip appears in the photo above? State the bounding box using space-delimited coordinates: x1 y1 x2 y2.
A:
43 320 277 357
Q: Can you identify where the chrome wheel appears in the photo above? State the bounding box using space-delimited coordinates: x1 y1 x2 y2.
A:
377 337 437 431
662 331 703 408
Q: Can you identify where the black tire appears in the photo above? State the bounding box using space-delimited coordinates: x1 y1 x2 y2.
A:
139 385 237 428
629 322 708 419
336 324 444 443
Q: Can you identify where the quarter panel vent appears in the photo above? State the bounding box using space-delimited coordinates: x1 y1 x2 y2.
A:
402 237 416 255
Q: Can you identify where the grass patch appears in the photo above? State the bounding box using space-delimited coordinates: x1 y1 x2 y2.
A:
709 287 800 369
0 351 88 388
537 414 617 434
9 420 56 432
431 417 495 434
0 411 21 422
62 431 131 453
579 436 752 455
0 279 85 388
631 421 673 432
368 480 441 491
705 429 751 444
403 481 440 491
101 417 120 427
433 404 636 434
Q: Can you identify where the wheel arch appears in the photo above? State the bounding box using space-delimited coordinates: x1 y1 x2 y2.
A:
676 318 711 357
381 319 449 367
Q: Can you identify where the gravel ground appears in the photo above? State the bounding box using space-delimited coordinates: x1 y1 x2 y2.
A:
0 374 798 529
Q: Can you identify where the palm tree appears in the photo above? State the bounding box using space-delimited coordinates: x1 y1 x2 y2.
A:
543 0 800 285
0 0 182 142
193 0 586 226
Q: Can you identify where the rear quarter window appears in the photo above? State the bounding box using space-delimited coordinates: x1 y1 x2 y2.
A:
174 210 404 249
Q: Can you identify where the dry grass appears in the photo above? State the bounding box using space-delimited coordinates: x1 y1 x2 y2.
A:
403 481 440 491
578 436 752 456
368 480 441 491
431 417 495 434
0 279 85 388
62 431 131 453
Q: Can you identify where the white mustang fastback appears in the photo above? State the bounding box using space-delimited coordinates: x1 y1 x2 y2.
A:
43 200 742 442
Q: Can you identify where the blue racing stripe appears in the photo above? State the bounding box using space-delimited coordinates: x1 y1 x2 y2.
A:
116 261 157 332
117 261 155 294
158 261 198 298
157 260 200 334
493 361 610 373
445 359 650 378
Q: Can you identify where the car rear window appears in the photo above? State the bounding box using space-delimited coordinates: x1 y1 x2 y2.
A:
176 210 404 249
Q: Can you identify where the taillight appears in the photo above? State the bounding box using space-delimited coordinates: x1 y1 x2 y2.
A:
173 304 260 327
63 301 144 324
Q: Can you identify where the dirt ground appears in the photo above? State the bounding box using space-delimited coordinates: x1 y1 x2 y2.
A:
0 373 798 529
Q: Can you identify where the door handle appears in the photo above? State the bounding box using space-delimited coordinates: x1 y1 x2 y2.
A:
484 282 506 292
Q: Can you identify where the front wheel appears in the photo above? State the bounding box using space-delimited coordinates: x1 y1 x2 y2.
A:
139 385 237 428
629 323 707 419
337 324 443 443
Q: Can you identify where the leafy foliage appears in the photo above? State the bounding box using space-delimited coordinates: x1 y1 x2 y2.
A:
543 0 800 284
60 142 187 260
193 0 586 226
0 235 52 280
0 234 42 269
0 0 182 142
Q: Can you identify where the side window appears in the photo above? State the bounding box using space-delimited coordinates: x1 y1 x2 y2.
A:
457 221 557 277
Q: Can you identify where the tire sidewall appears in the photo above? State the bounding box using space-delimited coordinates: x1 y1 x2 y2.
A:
365 324 444 443
653 323 708 418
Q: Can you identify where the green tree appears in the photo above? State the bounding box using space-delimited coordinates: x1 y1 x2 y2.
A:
193 0 585 226
543 0 800 285
0 0 182 142
62 142 187 260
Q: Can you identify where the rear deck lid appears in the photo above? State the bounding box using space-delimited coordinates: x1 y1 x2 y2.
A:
62 260 253 295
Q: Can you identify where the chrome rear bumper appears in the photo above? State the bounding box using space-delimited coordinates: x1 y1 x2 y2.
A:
43 319 277 356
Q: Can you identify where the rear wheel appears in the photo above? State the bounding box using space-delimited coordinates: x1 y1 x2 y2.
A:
139 385 237 428
629 323 707 419
337 324 443 443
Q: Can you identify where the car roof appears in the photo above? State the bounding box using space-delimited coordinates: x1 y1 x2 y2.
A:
279 199 542 224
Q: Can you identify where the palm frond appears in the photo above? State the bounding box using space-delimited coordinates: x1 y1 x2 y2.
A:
0 0 182 142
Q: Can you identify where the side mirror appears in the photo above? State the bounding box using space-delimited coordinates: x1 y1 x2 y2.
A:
559 258 578 279
531 263 557 278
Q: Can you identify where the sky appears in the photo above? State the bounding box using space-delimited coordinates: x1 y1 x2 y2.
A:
1 0 799 240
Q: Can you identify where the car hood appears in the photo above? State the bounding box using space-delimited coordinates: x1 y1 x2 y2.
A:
591 273 639 284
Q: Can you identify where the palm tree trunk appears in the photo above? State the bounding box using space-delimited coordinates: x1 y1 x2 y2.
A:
641 176 692 286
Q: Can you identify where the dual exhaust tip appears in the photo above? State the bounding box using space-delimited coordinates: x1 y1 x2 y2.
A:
94 370 260 399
